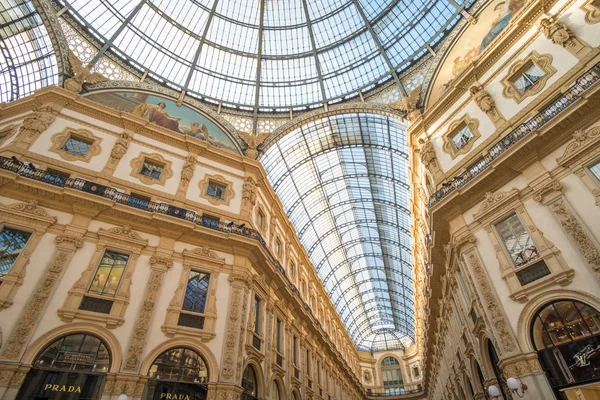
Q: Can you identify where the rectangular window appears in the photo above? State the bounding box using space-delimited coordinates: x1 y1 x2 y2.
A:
140 160 164 180
494 213 539 267
511 62 545 94
275 239 281 256
414 367 420 377
182 270 210 313
589 160 600 181
62 135 92 156
206 181 226 200
289 261 295 279
451 295 463 327
293 336 298 366
317 360 321 385
306 349 311 375
0 227 31 277
451 123 473 150
201 214 220 228
456 266 471 305
257 209 265 230
254 296 261 335
276 318 282 352
89 250 129 296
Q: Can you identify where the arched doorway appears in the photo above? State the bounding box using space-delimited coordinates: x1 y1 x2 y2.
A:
381 356 404 395
486 340 507 400
146 347 208 400
532 300 600 399
16 333 110 399
241 364 259 400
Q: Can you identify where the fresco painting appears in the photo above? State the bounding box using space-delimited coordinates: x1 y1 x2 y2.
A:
86 91 240 154
427 0 527 107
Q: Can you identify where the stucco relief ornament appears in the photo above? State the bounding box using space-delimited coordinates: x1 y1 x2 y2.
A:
390 86 422 122
64 50 108 93
539 18 575 47
242 176 257 206
9 200 55 219
110 132 131 161
180 155 196 187
19 107 57 140
238 131 269 159
470 85 505 126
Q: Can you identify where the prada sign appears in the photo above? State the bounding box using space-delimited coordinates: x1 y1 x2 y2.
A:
15 369 104 399
150 381 208 400
43 384 82 393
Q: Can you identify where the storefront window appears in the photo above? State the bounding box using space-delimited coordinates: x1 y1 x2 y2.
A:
16 334 110 400
242 365 259 400
147 348 208 400
532 300 600 397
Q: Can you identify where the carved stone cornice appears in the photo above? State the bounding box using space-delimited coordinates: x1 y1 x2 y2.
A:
149 255 174 269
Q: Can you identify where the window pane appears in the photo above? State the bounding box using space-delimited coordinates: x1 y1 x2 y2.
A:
140 161 164 179
495 213 538 267
577 302 600 334
206 181 226 199
62 136 92 156
89 251 129 296
589 160 600 181
182 270 210 313
0 227 31 276
451 124 473 150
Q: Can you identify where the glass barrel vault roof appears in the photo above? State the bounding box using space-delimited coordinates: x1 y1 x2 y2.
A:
261 113 414 352
57 0 469 111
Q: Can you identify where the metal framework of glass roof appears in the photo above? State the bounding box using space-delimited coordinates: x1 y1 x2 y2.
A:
1 0 58 103
261 113 414 352
56 0 471 112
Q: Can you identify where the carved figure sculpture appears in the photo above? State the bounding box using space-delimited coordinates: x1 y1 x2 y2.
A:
390 86 422 122
238 131 269 159
64 50 108 93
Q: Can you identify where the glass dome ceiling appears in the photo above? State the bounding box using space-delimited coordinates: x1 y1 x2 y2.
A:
261 113 414 352
58 0 471 111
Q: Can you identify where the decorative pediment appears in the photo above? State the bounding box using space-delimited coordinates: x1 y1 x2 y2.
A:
473 189 520 222
98 225 147 250
557 127 600 166
183 246 225 265
0 200 57 227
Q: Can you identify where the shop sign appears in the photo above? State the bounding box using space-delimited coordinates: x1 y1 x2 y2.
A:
59 351 96 365
43 384 82 393
159 394 191 400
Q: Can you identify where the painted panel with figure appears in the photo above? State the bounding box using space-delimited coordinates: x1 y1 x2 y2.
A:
86 91 240 154
427 0 527 107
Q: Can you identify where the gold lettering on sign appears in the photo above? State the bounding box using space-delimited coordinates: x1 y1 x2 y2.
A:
44 384 82 392
159 393 191 400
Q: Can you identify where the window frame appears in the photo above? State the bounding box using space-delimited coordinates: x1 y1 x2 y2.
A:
501 51 557 104
87 249 131 298
442 114 481 159
199 174 234 206
49 128 102 162
162 247 223 341
130 152 173 186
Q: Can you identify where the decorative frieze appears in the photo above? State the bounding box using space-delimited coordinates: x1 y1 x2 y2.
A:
124 255 171 371
463 250 517 355
2 240 80 359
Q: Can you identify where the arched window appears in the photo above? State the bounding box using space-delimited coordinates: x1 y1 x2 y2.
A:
531 300 600 395
242 365 259 400
475 361 485 393
381 356 404 395
271 380 281 400
17 334 110 399
292 390 300 400
147 348 208 400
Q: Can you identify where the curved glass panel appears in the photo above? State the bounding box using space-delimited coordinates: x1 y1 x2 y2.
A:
56 0 470 110
34 334 110 373
1 0 59 102
261 113 414 352
149 347 209 383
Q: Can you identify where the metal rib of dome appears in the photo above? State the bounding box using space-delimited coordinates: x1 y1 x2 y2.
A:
260 113 414 352
57 0 471 111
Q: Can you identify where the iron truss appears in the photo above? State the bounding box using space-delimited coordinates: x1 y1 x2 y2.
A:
55 0 474 113
261 113 414 352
